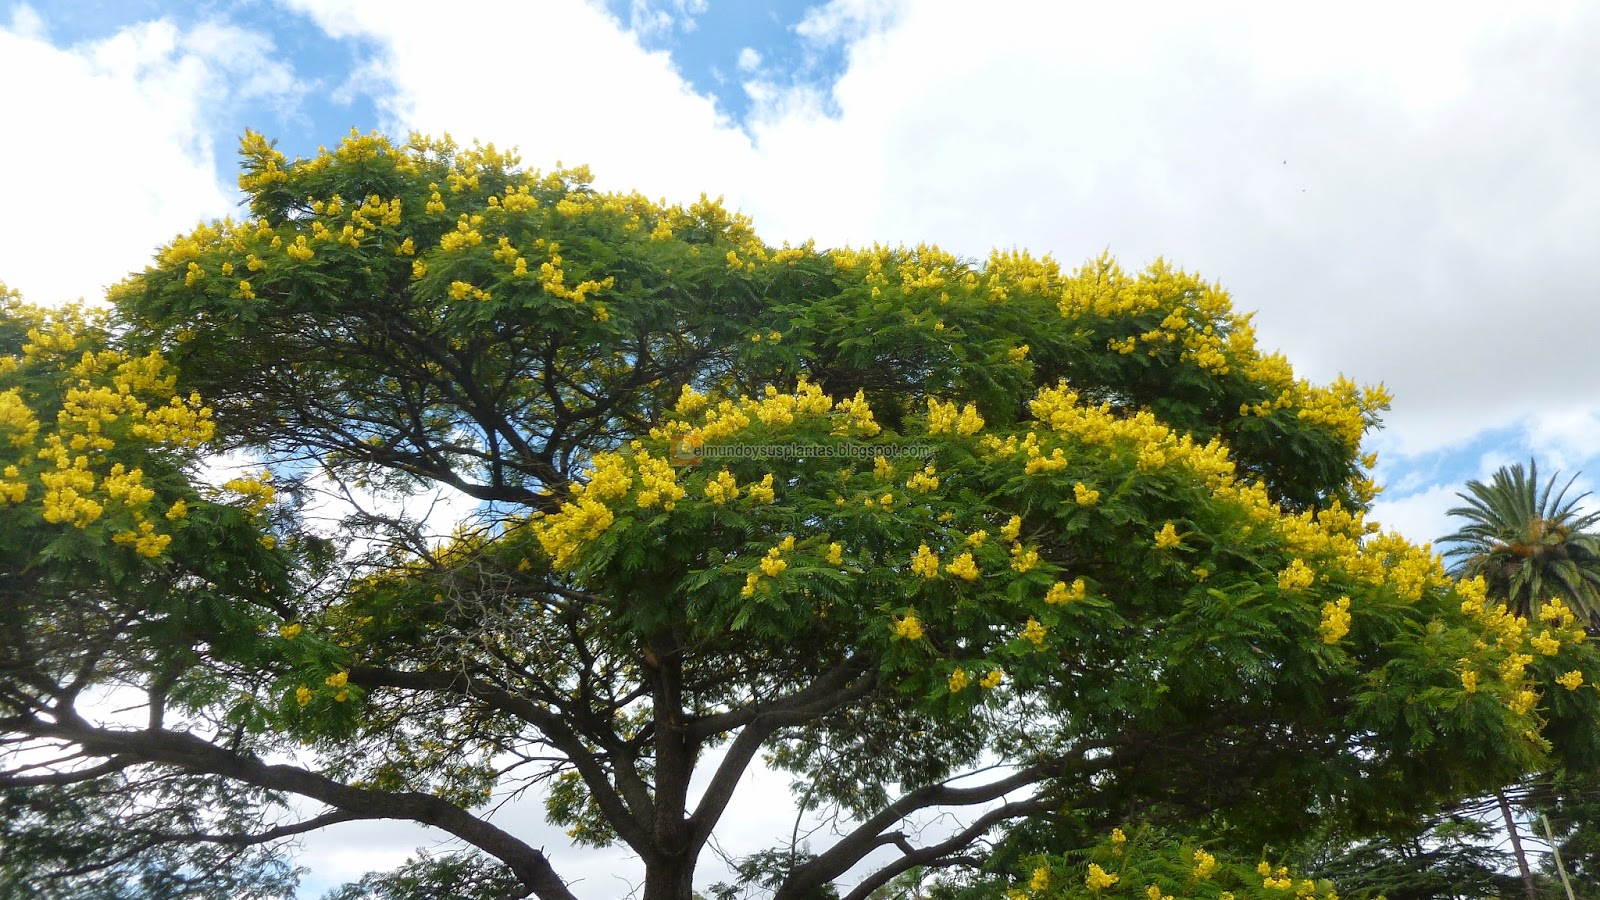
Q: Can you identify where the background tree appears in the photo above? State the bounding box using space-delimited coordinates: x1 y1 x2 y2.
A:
0 288 304 898
5 133 1599 900
1440 460 1600 628
1433 460 1600 899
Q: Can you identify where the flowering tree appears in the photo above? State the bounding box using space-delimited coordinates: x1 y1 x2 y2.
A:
6 131 1600 900
0 289 303 898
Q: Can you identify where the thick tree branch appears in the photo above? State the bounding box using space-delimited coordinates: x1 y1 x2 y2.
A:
834 796 1051 900
778 748 1112 898
348 664 656 852
23 710 577 900
686 663 877 849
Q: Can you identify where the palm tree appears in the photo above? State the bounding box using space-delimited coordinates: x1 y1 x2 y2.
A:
1440 459 1600 629
1441 459 1600 900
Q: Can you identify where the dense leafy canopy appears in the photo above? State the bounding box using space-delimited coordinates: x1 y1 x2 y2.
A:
3 131 1599 899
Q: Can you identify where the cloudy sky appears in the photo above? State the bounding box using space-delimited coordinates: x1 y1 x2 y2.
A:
4 0 1600 894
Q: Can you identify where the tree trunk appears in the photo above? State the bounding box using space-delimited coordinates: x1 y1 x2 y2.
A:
1498 788 1538 900
641 856 697 900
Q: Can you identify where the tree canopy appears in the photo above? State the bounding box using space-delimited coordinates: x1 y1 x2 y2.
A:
4 130 1599 899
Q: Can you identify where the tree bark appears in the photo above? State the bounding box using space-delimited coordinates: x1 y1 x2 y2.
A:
1498 787 1538 900
641 854 697 900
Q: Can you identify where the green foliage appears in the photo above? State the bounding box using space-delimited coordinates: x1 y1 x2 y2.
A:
320 852 520 900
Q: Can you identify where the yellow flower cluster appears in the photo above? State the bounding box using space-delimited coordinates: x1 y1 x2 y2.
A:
893 612 924 641
1194 848 1218 879
1154 522 1182 550
1085 863 1120 890
632 451 684 509
1508 689 1540 716
905 464 940 493
704 469 740 504
926 397 985 435
1001 515 1023 542
537 247 615 304
1531 630 1562 656
946 551 979 581
534 497 613 569
222 473 276 515
1540 597 1578 627
1046 578 1088 605
911 543 941 579
1277 559 1315 592
1020 617 1047 647
1558 670 1584 690
948 667 969 692
1320 597 1352 644
1073 482 1100 505
111 519 171 558
745 473 776 504
0 309 242 558
1258 861 1293 890
1010 544 1039 573
1022 383 1235 486
826 542 844 565
980 669 1004 689
832 389 880 436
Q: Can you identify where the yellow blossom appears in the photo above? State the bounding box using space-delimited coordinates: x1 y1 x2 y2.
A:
826 542 843 565
893 613 924 641
1154 522 1181 550
295 685 312 706
1531 630 1561 656
946 552 980 581
1508 689 1539 716
1320 596 1352 644
905 464 939 493
1085 863 1120 891
1001 514 1023 542
704 469 740 504
911 544 940 578
1046 578 1087 605
279 623 302 639
1558 670 1584 690
1020 617 1047 647
746 473 776 504
1277 558 1315 592
948 668 969 692
1074 482 1100 505
980 669 1004 689
1010 543 1039 573
325 671 349 689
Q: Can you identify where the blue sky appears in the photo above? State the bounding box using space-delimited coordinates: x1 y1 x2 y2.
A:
5 0 1600 895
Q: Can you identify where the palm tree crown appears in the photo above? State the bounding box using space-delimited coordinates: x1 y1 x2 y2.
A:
1439 459 1600 628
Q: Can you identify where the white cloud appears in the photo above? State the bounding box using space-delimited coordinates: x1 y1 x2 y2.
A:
7 3 44 39
0 14 304 305
795 0 905 47
736 46 761 72
290 0 754 206
1369 483 1462 548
